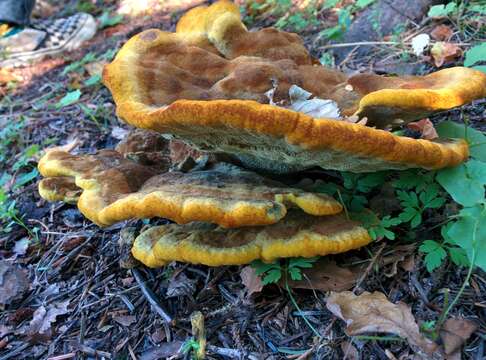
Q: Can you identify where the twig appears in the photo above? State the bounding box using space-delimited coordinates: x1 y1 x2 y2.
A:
46 354 76 360
319 40 471 50
131 268 173 323
353 242 386 291
207 345 244 359
77 344 112 359
0 343 30 360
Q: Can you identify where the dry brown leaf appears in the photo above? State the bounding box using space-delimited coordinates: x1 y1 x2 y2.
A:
166 272 196 298
407 119 439 140
400 255 416 272
9 307 35 325
0 261 30 305
23 300 70 339
240 266 263 296
430 25 453 41
84 60 107 77
380 244 416 277
326 291 438 355
431 42 462 67
13 238 30 257
341 340 359 360
440 317 477 356
113 315 137 327
287 259 361 292
111 126 130 140
0 68 22 83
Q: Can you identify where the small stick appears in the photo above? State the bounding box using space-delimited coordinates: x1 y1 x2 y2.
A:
46 354 76 360
354 242 386 291
77 344 112 359
207 345 243 359
131 268 173 323
319 40 471 50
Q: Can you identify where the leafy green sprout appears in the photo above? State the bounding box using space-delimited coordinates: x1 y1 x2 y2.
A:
182 338 201 359
0 189 36 237
319 0 377 40
252 257 322 337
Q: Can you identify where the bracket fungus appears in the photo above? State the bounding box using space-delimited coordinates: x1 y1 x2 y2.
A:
102 0 485 173
38 149 342 227
37 1 486 268
132 211 371 267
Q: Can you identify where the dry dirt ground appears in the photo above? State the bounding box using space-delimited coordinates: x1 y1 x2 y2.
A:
0 1 485 359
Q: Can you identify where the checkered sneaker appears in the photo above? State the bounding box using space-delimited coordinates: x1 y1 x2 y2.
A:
0 12 97 68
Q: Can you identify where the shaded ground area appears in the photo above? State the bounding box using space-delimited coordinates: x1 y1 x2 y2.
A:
0 1 485 359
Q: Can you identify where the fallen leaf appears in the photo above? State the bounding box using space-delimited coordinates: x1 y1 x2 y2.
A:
380 244 416 277
22 300 70 339
0 68 22 83
0 261 30 305
13 238 30 257
111 126 130 140
430 42 462 67
0 325 12 337
151 327 166 343
8 307 35 325
411 34 430 57
61 237 85 251
166 272 196 298
240 266 263 296
430 25 453 41
288 85 341 119
84 60 107 77
341 340 359 360
400 255 416 272
287 259 361 292
39 283 60 300
112 315 137 327
440 317 477 356
326 291 438 355
407 119 438 140
139 341 184 360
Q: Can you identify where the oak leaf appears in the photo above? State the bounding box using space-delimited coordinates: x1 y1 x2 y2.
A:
326 291 438 355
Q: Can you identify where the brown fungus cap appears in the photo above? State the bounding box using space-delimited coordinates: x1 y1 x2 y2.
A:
38 176 81 204
115 128 172 167
102 0 483 173
132 211 371 267
38 149 342 227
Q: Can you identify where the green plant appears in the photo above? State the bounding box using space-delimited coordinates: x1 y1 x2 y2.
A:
359 213 402 240
0 120 24 163
252 257 321 338
395 184 445 228
320 0 376 40
84 74 102 87
428 2 457 17
55 90 82 109
464 43 486 73
0 189 34 236
252 257 318 285
98 11 124 29
273 0 320 31
62 52 97 76
182 338 200 359
76 0 97 14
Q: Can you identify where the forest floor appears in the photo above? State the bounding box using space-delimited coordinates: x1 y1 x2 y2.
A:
0 1 485 359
